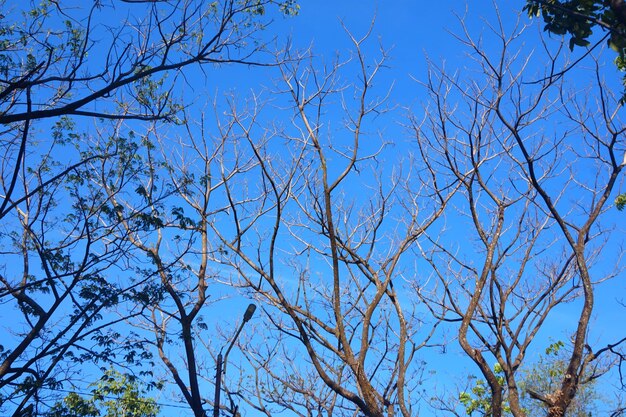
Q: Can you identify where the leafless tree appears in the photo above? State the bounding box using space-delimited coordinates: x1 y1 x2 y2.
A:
88 24 456 417
198 28 459 417
411 10 625 417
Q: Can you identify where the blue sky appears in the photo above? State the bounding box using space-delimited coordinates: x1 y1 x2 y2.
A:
2 1 626 416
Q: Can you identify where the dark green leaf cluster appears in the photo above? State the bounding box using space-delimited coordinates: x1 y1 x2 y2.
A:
524 1 600 49
525 0 626 99
615 192 626 209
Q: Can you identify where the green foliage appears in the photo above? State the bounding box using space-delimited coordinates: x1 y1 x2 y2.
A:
459 342 601 416
521 341 600 416
279 0 300 15
54 392 99 417
459 364 512 416
132 70 182 123
524 1 617 50
0 0 87 90
544 340 565 356
524 0 626 101
246 0 299 16
47 370 159 417
615 193 626 210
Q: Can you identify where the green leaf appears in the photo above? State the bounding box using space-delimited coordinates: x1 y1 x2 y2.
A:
615 193 626 210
